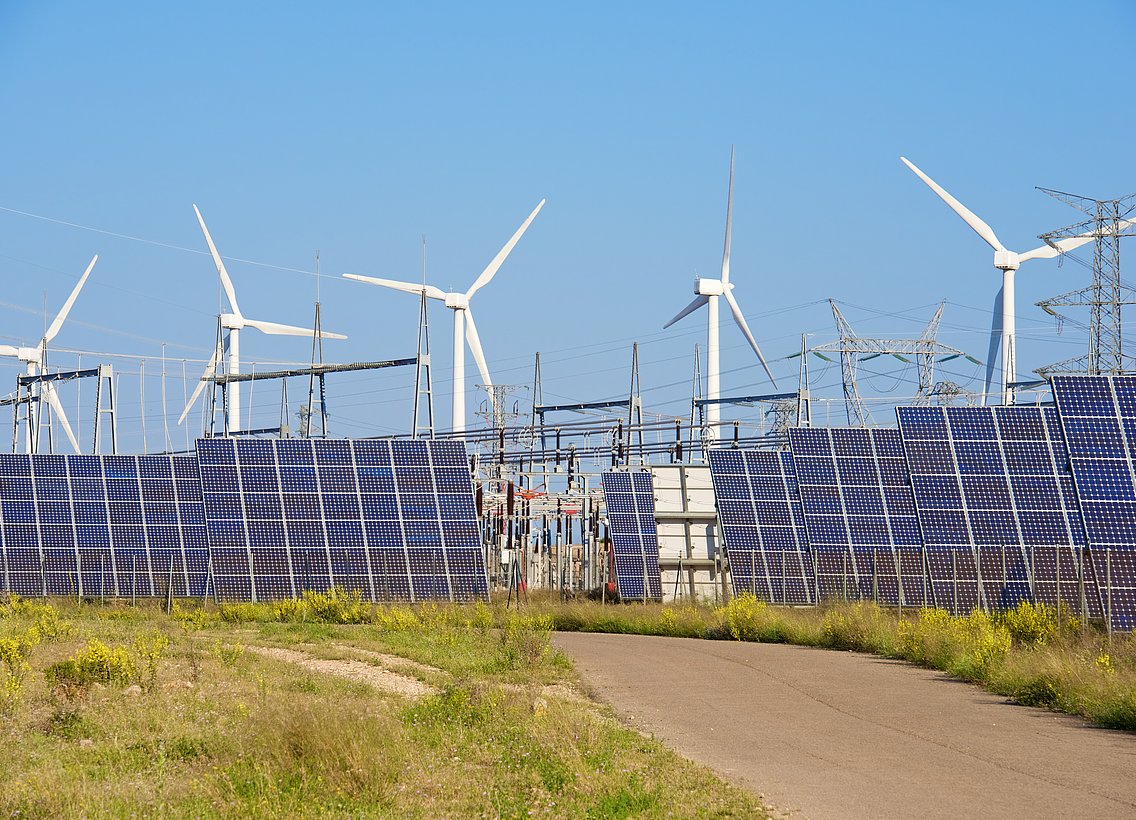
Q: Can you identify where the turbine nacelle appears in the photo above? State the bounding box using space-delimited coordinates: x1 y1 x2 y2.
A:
993 250 1021 271
695 278 726 297
444 293 470 310
17 347 43 365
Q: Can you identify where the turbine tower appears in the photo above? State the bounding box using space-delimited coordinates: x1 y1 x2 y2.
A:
663 148 776 443
0 255 97 453
180 205 346 433
344 199 545 435
900 157 1099 405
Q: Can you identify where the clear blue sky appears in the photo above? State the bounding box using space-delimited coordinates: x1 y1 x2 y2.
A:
1 1 1133 449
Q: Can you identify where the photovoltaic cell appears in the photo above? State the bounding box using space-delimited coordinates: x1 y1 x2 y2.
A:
196 438 487 603
600 471 663 601
897 405 1099 618
0 454 208 598
707 448 814 605
1052 375 1136 630
788 427 926 606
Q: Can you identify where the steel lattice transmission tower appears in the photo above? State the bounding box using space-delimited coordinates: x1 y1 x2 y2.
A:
1035 190 1136 376
813 301 975 426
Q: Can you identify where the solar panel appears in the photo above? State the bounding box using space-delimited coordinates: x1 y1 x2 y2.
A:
788 427 926 607
0 454 208 599
196 437 487 603
897 405 1099 618
1052 375 1136 631
600 470 663 601
707 448 814 605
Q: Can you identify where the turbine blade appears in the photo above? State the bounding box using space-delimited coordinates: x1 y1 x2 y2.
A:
343 273 446 300
178 348 218 425
463 308 495 412
721 146 734 285
0 345 20 356
41 383 81 453
193 204 242 316
982 287 1003 406
466 199 546 299
243 318 347 340
44 255 97 343
723 289 778 387
900 157 1005 252
663 295 709 329
1018 218 1136 263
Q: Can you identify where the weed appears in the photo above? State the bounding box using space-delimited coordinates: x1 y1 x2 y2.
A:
999 601 1059 647
45 638 137 698
211 639 246 667
500 613 555 670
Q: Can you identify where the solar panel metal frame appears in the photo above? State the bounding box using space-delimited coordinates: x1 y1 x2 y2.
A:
600 470 663 602
196 437 488 603
896 405 1098 618
788 427 926 607
1052 374 1136 631
707 448 815 605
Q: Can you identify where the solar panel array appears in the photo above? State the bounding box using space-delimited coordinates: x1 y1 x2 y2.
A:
788 427 926 606
0 454 207 598
600 471 663 601
707 449 814 604
196 437 488 603
896 405 1098 617
1052 375 1136 630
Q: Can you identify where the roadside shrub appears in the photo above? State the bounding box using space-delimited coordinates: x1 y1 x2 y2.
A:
820 601 895 654
720 593 802 643
0 628 39 716
301 587 372 624
897 608 1011 681
172 604 215 632
46 639 137 698
998 601 1058 647
218 602 268 623
374 605 420 633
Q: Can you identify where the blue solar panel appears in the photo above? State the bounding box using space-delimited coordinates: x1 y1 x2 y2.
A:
788 427 926 607
897 405 1099 618
196 438 487 603
1052 375 1136 630
0 454 208 599
707 448 814 605
600 471 663 601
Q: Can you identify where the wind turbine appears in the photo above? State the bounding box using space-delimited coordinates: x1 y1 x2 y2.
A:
344 198 545 435
179 205 347 433
663 148 776 443
0 255 97 453
900 157 1102 405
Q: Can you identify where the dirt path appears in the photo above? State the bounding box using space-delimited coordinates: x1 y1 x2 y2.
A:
555 632 1136 820
247 645 436 699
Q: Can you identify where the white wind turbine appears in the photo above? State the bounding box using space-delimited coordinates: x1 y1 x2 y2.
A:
0 255 97 453
663 149 776 442
179 205 346 433
344 198 545 435
900 157 1103 405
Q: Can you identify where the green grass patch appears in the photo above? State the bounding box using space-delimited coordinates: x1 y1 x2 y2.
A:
0 593 765 818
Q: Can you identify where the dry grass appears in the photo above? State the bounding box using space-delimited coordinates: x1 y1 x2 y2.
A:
0 594 766 818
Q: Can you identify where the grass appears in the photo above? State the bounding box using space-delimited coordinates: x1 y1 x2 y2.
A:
0 592 766 818
529 593 1136 731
